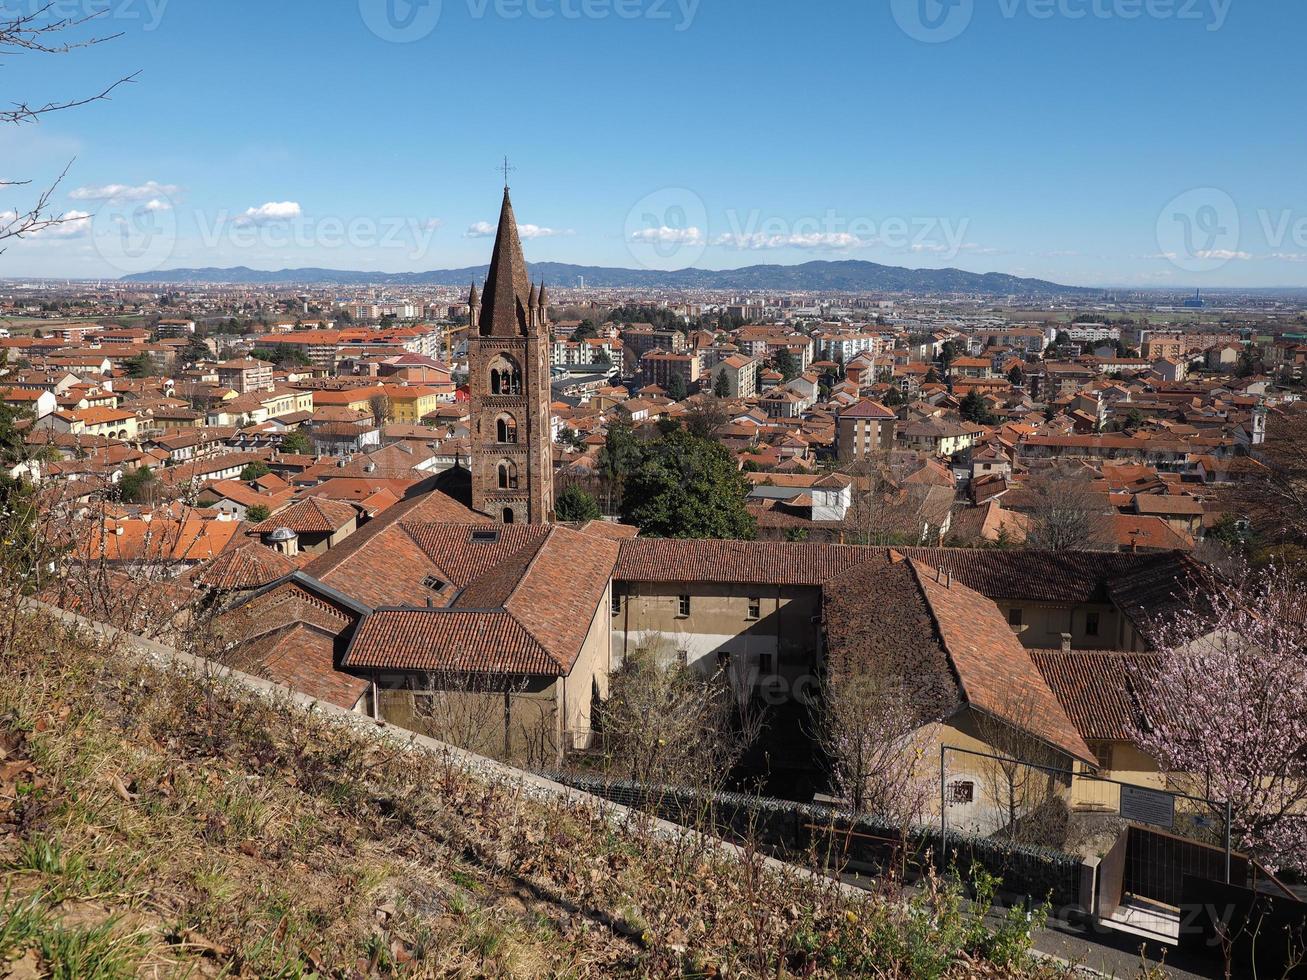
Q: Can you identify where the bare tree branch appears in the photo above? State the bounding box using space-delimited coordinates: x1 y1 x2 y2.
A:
1 3 137 252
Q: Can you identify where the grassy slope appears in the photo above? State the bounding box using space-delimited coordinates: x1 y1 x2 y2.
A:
0 613 1086 978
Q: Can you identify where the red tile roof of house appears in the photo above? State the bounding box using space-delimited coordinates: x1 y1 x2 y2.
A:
249 497 359 534
195 543 298 591
911 560 1094 764
839 398 897 420
1030 650 1164 744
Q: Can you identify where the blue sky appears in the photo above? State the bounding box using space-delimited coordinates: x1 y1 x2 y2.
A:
3 0 1304 287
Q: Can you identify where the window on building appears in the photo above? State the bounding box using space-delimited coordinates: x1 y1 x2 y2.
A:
1086 611 1100 637
611 590 622 615
747 597 761 620
676 649 689 667
496 414 518 444
757 651 775 675
1007 608 1023 628
949 781 975 805
677 594 691 617
497 460 519 490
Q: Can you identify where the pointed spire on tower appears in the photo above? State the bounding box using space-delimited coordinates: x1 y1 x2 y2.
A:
528 281 538 307
537 280 547 311
478 188 531 337
467 281 480 331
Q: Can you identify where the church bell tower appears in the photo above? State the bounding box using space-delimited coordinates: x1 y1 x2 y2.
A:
467 187 555 524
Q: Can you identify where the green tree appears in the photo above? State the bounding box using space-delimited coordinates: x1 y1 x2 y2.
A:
882 387 904 407
572 320 599 341
240 461 272 482
245 504 271 523
124 352 159 378
599 420 643 485
555 485 602 523
1007 364 1024 386
620 429 756 540
773 349 799 382
959 390 997 425
278 431 312 455
118 465 155 503
713 370 730 398
250 344 310 368
939 341 958 374
666 372 688 401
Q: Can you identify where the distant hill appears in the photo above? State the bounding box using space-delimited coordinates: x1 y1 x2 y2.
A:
121 260 1095 297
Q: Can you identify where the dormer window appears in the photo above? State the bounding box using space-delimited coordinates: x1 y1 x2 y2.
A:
471 529 500 543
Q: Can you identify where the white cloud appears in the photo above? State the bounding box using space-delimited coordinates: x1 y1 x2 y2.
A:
712 231 868 250
44 209 92 238
1195 249 1252 261
518 223 570 239
234 201 302 226
466 220 570 239
69 181 182 203
629 226 704 245
142 198 172 213
1269 252 1307 263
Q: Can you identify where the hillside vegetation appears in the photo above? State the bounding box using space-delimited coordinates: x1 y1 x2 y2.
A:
0 611 1115 978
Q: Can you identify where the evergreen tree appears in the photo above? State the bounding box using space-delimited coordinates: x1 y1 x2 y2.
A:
621 429 756 540
555 485 602 523
773 349 799 382
713 370 730 398
958 390 997 425
279 431 312 455
667 373 688 401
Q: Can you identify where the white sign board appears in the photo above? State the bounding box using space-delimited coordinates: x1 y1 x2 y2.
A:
1120 785 1176 830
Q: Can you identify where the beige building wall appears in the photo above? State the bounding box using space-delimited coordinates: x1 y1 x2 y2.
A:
612 581 822 696
559 581 614 751
997 601 1120 651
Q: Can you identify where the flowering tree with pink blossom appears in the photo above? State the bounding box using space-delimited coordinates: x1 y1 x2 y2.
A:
1129 562 1307 874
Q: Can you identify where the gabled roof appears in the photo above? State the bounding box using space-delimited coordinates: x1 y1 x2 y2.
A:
840 398 897 420
910 560 1095 764
249 497 359 535
195 542 298 591
342 525 621 677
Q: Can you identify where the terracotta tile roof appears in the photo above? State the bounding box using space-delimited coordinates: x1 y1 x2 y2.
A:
194 543 297 591
1105 552 1209 647
614 539 882 586
247 622 368 709
840 398 897 420
345 609 558 675
911 560 1094 764
1029 650 1164 744
343 526 620 676
249 497 359 534
1112 514 1193 551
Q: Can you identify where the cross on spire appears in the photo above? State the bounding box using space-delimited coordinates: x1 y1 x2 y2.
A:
499 155 516 189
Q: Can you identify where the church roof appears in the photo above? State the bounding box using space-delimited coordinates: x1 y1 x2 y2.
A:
479 188 532 338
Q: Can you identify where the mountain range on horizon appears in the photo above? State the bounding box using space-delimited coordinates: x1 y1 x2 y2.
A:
118 259 1101 297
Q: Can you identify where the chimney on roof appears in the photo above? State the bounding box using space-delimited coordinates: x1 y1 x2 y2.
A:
945 570 952 588
1061 633 1072 653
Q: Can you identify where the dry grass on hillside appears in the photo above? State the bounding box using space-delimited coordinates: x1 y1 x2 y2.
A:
0 612 1111 978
